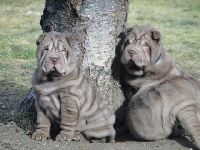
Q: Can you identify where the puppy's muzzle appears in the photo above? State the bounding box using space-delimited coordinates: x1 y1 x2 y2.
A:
128 50 136 58
49 56 60 65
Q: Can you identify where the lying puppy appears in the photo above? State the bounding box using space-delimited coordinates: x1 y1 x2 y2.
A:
32 31 115 142
121 25 200 148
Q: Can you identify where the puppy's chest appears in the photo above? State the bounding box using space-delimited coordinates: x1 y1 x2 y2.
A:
38 86 86 120
38 92 62 119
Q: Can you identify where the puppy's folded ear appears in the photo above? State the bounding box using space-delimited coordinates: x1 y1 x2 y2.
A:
65 35 74 47
36 33 47 45
150 29 161 43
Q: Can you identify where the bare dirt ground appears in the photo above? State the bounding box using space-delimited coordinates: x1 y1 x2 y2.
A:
0 123 197 150
0 86 198 150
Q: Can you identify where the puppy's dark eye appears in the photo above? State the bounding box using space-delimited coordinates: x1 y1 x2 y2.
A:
45 46 48 51
125 40 130 47
143 42 149 47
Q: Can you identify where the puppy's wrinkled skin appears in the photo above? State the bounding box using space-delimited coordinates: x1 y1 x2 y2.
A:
121 25 200 149
32 31 115 142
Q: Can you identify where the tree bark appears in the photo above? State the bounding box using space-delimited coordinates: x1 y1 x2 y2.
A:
20 0 129 127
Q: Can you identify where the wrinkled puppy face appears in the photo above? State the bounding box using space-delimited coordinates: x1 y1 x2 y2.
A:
36 31 74 76
121 26 161 72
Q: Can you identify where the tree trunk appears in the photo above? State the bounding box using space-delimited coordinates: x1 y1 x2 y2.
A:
20 0 129 127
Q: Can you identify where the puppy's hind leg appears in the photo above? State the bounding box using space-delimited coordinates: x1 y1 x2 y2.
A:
177 104 200 149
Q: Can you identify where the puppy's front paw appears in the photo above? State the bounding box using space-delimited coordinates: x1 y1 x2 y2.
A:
73 132 87 142
32 131 48 141
56 132 74 141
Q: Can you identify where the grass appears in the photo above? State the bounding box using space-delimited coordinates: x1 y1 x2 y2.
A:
0 0 199 132
0 0 45 109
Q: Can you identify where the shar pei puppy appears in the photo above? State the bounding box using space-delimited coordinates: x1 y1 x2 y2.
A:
121 25 200 148
31 31 115 142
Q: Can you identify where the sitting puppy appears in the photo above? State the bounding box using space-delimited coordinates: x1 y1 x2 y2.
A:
31 31 115 142
121 25 200 148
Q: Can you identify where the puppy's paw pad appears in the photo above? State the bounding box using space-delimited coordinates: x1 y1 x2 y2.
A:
56 133 73 141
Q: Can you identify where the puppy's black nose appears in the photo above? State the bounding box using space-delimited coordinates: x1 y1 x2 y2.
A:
128 50 135 56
